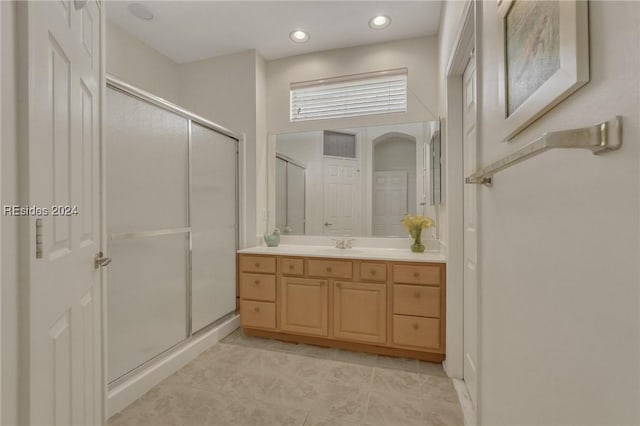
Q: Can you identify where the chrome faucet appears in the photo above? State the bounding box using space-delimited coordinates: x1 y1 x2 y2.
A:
332 238 355 249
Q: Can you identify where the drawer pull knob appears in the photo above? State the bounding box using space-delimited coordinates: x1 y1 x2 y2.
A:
289 265 294 270
370 270 376 275
413 272 420 278
412 323 419 330
254 306 260 313
326 267 332 273
254 280 260 285
414 291 421 298
255 263 260 268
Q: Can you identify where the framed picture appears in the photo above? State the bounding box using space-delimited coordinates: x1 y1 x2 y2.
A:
498 0 589 140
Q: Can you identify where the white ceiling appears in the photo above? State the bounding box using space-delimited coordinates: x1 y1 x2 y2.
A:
106 1 442 63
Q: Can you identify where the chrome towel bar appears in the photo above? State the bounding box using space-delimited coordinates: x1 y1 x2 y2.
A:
465 116 622 186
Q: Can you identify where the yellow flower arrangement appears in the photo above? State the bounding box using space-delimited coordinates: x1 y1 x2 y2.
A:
401 215 434 237
402 215 434 253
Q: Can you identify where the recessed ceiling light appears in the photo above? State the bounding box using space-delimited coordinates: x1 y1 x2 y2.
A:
128 3 154 21
289 30 310 43
369 15 391 29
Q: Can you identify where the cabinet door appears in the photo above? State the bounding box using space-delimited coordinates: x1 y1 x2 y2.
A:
334 281 387 344
280 277 329 336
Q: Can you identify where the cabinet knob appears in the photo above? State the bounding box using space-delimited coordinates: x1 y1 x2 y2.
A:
289 264 294 270
255 263 260 268
412 323 419 330
326 267 332 273
413 272 420 278
254 280 260 285
370 270 376 276
254 306 260 313
414 291 421 298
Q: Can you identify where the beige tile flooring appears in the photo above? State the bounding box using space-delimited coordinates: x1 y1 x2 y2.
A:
108 329 464 426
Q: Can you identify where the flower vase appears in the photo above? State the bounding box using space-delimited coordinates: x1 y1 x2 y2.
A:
411 228 425 253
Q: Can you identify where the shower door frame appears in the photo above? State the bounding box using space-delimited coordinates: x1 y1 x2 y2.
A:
105 75 240 387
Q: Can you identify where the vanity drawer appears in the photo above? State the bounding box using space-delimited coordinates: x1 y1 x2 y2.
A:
392 315 440 350
360 262 387 282
240 300 276 330
393 264 441 286
307 259 353 279
393 285 440 318
239 273 276 302
240 255 276 274
281 258 304 276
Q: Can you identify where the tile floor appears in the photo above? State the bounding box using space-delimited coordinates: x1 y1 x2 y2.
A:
108 329 464 426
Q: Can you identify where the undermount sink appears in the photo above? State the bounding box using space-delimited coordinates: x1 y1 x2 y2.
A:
319 248 365 254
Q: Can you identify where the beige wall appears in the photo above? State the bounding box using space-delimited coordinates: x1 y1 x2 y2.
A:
267 36 439 134
1 1 19 425
440 1 640 424
106 21 180 103
179 50 264 244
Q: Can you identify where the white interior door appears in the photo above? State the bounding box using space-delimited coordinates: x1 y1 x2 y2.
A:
323 158 361 236
372 171 408 236
463 53 479 406
25 1 103 424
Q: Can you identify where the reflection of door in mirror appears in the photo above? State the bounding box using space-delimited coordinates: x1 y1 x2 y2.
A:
372 133 417 236
323 158 361 236
275 155 306 234
373 171 408 236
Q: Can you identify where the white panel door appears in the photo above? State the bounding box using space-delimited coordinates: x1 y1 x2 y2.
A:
323 158 361 236
25 1 103 424
372 171 408 237
463 53 479 407
190 122 238 333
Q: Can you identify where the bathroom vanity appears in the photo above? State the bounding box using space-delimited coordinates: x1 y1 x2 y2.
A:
237 246 446 362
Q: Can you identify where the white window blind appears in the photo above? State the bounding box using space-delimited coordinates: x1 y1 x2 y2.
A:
290 69 407 122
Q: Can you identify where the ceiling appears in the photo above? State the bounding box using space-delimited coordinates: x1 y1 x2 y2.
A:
106 1 442 63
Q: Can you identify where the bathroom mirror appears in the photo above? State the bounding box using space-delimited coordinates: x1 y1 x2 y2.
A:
268 121 441 238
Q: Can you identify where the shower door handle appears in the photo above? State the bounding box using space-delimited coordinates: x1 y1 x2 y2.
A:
95 251 112 269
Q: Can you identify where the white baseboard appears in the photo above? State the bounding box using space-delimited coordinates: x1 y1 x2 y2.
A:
452 378 476 426
107 314 240 417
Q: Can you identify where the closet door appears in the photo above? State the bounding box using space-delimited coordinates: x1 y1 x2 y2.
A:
106 88 189 382
190 123 238 333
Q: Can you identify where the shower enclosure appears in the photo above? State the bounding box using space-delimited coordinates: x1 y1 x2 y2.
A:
105 78 238 384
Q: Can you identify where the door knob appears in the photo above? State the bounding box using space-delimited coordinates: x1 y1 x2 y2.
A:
94 251 112 269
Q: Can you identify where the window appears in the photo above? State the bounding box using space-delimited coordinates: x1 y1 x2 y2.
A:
323 131 356 158
290 69 408 122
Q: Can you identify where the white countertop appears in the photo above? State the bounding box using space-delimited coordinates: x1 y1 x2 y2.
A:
237 245 446 263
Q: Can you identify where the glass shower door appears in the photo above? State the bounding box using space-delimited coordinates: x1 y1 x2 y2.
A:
190 123 238 333
106 88 189 382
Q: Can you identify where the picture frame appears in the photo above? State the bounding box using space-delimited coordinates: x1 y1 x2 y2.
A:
498 0 589 141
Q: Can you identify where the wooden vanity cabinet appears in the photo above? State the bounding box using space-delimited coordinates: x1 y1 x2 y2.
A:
280 277 328 336
237 253 446 362
333 281 387 344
